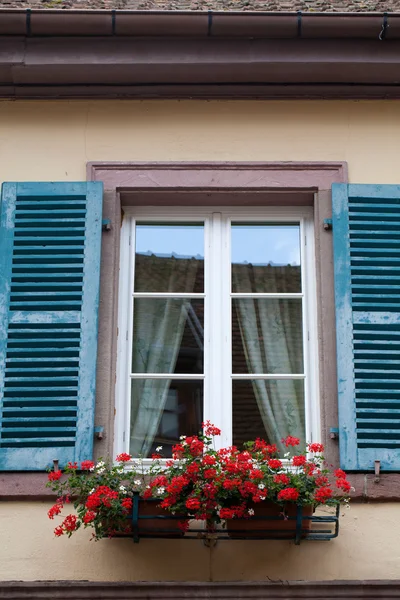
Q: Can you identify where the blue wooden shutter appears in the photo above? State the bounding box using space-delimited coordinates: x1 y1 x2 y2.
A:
333 183 400 471
0 182 103 470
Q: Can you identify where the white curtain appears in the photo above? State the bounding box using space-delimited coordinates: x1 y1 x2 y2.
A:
232 264 305 452
130 256 199 456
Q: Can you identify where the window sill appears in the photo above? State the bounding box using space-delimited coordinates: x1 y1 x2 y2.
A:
349 474 400 501
2 471 400 502
0 472 56 500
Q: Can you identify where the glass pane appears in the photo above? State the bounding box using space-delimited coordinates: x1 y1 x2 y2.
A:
231 223 301 293
135 223 204 293
130 379 203 457
232 298 303 374
132 298 204 374
232 379 305 451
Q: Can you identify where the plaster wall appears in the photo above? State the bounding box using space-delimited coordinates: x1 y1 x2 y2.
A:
0 100 400 184
0 99 399 582
0 502 398 581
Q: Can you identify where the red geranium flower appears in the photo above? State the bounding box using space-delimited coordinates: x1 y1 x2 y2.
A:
203 455 217 466
116 453 131 462
315 475 329 487
81 460 95 470
62 514 78 532
277 487 300 502
334 468 347 479
336 478 351 492
268 459 283 470
185 498 201 511
314 486 333 503
282 436 301 447
274 474 290 486
292 455 307 467
67 462 78 470
83 511 96 524
204 468 217 479
48 503 62 520
202 421 222 436
48 470 62 482
54 526 64 537
308 443 324 453
122 498 133 510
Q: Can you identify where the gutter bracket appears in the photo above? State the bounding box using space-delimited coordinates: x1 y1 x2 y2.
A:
379 13 389 41
323 218 332 231
297 11 302 38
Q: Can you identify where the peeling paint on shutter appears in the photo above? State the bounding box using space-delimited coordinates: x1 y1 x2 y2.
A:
0 182 103 470
333 183 400 471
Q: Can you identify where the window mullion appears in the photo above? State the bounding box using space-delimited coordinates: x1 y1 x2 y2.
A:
207 213 228 448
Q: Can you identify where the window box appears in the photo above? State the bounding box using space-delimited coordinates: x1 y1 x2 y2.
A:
125 495 339 545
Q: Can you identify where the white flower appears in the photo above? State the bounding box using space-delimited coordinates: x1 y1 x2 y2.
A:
89 466 95 472
156 446 163 452
89 488 95 494
157 487 165 495
260 496 266 501
96 460 105 468
146 485 151 489
134 479 141 486
248 508 255 516
97 467 105 475
258 483 265 490
284 452 291 458
119 485 127 494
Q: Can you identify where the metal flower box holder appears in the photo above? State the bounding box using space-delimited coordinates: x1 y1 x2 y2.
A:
128 494 340 545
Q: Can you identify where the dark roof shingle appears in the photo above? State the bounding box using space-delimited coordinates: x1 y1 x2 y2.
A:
1 0 400 12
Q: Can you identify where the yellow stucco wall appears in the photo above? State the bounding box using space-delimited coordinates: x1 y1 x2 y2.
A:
0 502 399 581
1 99 400 582
1 99 400 184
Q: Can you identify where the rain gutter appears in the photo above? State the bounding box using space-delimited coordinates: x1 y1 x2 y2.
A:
1 9 400 98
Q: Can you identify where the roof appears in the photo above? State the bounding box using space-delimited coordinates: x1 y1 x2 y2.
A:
2 0 400 12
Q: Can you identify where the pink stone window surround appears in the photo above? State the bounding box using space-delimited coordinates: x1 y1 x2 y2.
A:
1 161 351 498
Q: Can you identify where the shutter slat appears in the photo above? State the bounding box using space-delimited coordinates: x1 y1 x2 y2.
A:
333 183 400 471
0 182 102 470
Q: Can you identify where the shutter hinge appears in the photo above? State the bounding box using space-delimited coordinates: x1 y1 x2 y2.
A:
329 427 339 440
94 426 104 440
323 218 333 231
102 218 111 232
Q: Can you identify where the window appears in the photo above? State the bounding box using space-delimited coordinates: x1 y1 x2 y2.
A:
115 206 319 459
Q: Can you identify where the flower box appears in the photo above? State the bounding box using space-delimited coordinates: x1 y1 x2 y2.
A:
46 422 349 542
225 502 313 540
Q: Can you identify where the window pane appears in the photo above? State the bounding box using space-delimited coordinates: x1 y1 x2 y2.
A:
132 298 204 374
232 379 305 451
231 224 301 293
135 223 204 293
232 298 303 374
130 379 203 457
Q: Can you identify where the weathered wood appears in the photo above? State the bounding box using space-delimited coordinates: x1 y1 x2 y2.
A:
0 182 103 471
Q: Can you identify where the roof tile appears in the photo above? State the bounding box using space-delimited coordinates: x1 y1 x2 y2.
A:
1 0 400 11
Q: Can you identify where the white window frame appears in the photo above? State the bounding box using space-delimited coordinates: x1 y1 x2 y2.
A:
114 205 319 460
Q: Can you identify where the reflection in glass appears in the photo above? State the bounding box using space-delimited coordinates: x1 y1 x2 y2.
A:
231 224 301 293
232 299 303 374
132 298 204 374
130 379 203 457
135 223 204 293
232 379 305 451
